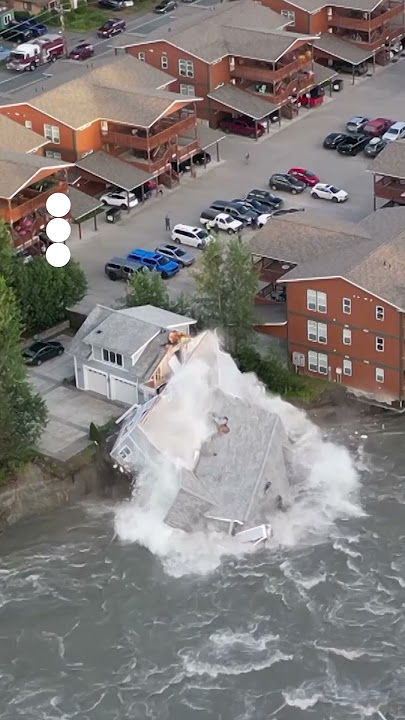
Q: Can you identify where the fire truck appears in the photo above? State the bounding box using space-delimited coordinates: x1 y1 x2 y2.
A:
6 34 66 72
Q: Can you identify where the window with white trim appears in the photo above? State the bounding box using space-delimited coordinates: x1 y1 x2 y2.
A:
45 150 62 159
161 54 168 69
308 351 328 375
25 120 32 129
343 359 352 376
307 289 327 313
281 8 295 22
138 52 145 61
307 320 327 343
3 13 12 24
179 58 194 77
119 445 131 459
343 327 351 345
179 83 195 96
376 337 384 352
376 367 385 383
102 349 123 367
43 123 60 144
376 305 384 321
342 297 351 314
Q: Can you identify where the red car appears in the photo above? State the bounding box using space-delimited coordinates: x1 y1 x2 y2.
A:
68 42 94 60
298 86 324 107
97 18 126 38
362 117 395 137
218 116 265 139
287 167 319 186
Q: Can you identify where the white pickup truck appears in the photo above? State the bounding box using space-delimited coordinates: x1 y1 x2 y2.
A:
202 212 243 234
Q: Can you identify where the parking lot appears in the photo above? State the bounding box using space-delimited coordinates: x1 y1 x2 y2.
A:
69 57 405 310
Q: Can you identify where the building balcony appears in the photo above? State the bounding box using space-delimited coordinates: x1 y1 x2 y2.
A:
245 71 316 104
231 54 312 84
101 115 197 153
374 177 405 203
0 178 68 225
111 137 200 175
329 3 403 32
334 23 404 50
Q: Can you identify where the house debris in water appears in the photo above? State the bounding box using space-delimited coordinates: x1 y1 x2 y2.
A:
111 331 292 543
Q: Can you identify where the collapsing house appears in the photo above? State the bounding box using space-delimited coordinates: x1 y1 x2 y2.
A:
111 331 291 541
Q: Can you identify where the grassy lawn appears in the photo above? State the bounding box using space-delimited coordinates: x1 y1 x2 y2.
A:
46 0 156 32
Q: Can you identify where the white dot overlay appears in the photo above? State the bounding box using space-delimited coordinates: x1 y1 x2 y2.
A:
46 217 71 243
46 243 71 268
46 192 71 218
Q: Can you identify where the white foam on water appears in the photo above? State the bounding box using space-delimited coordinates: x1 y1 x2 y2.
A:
114 331 362 576
283 689 322 709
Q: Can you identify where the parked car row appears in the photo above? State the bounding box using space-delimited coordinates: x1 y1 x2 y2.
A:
323 115 405 159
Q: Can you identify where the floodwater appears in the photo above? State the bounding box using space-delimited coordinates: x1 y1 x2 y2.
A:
1 407 404 720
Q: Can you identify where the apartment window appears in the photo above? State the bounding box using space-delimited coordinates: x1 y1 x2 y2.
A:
179 83 195 96
45 150 62 159
342 297 351 314
43 123 60 144
307 320 327 343
161 54 168 69
179 58 194 77
376 337 384 352
307 289 327 313
343 359 352 376
317 322 327 343
281 8 295 22
102 349 123 367
24 120 32 129
376 305 384 321
138 52 145 62
376 367 385 383
3 13 12 24
308 351 328 375
343 328 351 345
100 120 108 132
23 2 32 9
119 445 131 459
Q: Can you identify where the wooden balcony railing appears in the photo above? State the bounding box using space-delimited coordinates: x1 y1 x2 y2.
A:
246 72 315 104
329 4 403 31
102 115 197 152
374 178 405 203
0 180 68 224
231 56 311 84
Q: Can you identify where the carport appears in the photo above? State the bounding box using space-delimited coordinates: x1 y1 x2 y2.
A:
313 34 374 85
207 84 281 139
75 151 157 212
68 186 103 240
312 62 339 97
196 122 226 163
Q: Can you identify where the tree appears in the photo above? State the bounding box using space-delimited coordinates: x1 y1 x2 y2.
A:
0 276 47 480
193 237 258 352
0 220 16 284
126 268 170 309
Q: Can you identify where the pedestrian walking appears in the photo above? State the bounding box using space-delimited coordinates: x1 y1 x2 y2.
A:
165 214 171 231
245 152 250 164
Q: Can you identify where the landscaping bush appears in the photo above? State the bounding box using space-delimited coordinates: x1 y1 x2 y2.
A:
235 345 306 397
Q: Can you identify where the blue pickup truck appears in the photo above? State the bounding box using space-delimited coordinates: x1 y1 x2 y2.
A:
3 19 47 43
126 248 179 278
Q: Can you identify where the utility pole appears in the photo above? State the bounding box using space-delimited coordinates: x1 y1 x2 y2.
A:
56 1 65 34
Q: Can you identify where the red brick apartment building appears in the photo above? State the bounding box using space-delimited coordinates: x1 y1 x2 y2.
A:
261 0 405 68
251 208 405 407
114 0 336 128
0 55 212 195
368 140 405 210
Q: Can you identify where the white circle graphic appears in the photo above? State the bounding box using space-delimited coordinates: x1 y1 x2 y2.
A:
46 218 71 243
46 192 71 217
46 243 71 268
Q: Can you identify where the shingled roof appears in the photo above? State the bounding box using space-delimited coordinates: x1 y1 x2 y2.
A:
208 84 280 119
274 0 385 13
0 115 47 153
0 151 72 198
313 33 373 63
367 139 405 179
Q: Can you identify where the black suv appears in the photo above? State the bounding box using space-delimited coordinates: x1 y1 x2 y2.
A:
269 174 306 194
247 189 283 208
104 257 143 281
337 134 369 156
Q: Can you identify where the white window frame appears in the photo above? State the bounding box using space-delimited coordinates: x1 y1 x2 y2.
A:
308 350 318 372
138 52 145 61
343 358 352 376
307 289 316 311
318 353 328 375
342 297 351 314
376 337 384 352
307 289 327 313
307 320 317 342
343 328 351 345
43 123 60 144
281 8 295 22
179 58 194 78
376 305 384 321
375 367 385 383
161 54 168 69
308 351 328 374
317 322 327 344
45 150 62 159
24 119 32 129
102 348 123 367
179 83 195 96
119 445 131 459
3 13 12 24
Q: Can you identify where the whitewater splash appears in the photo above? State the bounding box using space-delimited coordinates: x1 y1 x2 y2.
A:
114 331 362 575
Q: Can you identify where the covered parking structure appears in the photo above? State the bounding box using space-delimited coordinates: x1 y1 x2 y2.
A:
196 122 226 164
313 34 374 84
68 186 104 240
207 84 281 138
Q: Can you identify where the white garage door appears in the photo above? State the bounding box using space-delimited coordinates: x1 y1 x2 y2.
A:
84 366 108 397
110 376 138 406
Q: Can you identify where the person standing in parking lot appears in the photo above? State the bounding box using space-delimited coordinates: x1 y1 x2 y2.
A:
165 214 171 231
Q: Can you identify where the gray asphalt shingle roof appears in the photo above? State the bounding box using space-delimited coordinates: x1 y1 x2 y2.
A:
278 0 385 12
75 151 154 191
0 150 72 199
83 313 161 357
68 186 103 221
367 140 405 178
0 115 47 153
121 305 196 328
313 61 339 84
313 33 374 63
208 84 279 119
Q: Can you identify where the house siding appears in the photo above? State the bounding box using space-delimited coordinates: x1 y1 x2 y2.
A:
0 104 75 161
75 357 152 402
286 278 403 400
259 0 328 33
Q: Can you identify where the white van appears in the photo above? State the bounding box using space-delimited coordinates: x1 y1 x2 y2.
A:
382 121 405 142
171 224 209 249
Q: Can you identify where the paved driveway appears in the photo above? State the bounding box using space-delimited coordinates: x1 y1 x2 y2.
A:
69 58 405 311
28 334 123 461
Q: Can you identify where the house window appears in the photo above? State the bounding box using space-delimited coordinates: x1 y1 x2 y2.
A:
138 52 145 61
119 445 131 459
25 120 32 129
308 351 328 375
376 305 384 321
102 349 123 366
3 13 12 24
343 328 351 345
376 367 385 383
43 123 60 144
307 320 327 343
343 359 352 376
342 297 351 314
101 120 108 132
307 320 317 341
179 58 194 77
179 83 195 96
317 322 327 344
376 337 384 352
23 2 32 9
161 54 168 69
281 8 295 23
45 150 62 159
307 289 327 313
